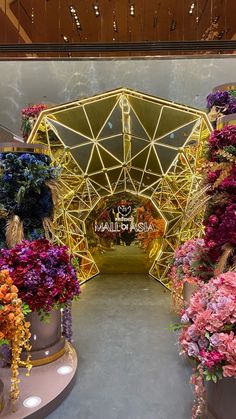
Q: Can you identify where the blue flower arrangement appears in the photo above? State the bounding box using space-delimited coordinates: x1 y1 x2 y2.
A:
0 152 60 246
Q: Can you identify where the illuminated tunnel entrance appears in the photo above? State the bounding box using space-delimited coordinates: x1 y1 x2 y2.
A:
28 88 212 287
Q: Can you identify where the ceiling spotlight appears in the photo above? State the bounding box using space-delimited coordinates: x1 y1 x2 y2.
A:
63 35 69 42
130 4 135 16
93 4 100 16
196 16 199 23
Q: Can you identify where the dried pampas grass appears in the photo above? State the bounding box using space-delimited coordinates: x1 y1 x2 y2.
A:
6 215 24 248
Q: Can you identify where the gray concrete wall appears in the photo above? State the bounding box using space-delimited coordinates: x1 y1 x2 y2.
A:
0 57 236 135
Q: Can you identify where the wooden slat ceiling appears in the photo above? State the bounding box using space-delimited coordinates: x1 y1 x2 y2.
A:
0 0 235 56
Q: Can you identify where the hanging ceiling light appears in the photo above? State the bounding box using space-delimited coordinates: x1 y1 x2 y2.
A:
69 5 82 31
130 4 135 17
113 20 118 32
188 2 195 15
93 4 100 16
31 7 34 24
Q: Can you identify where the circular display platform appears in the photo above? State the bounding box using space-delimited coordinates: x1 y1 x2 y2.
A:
0 343 77 419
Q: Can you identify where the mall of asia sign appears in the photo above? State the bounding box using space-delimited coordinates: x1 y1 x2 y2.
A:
94 204 158 233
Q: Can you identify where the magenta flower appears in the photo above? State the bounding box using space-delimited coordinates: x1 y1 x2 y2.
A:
0 239 81 313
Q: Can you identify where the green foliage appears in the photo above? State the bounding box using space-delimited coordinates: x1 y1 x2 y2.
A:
0 338 9 346
21 303 31 316
203 368 223 383
168 323 185 332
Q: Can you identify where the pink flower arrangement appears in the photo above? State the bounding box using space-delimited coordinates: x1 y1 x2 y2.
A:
179 272 236 418
170 238 213 289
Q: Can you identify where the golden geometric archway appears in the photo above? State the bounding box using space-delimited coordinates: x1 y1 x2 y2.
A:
28 88 212 288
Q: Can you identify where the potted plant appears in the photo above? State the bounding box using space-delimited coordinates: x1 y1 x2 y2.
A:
178 271 236 419
0 269 31 405
0 238 81 364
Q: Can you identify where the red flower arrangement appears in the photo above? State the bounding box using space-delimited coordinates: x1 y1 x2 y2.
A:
203 125 236 261
204 203 236 251
0 239 80 313
21 104 49 140
206 125 236 162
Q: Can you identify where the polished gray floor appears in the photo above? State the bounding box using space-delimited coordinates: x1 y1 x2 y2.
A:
47 274 193 419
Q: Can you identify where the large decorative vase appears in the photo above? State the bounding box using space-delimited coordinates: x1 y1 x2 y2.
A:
0 378 3 413
206 377 236 419
23 310 65 366
182 281 197 305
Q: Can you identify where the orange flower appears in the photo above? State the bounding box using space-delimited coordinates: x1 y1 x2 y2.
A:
7 313 15 321
11 285 18 293
0 269 31 403
0 284 8 293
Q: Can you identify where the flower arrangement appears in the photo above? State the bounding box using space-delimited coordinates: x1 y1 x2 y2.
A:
169 101 236 417
205 125 236 164
0 152 60 247
0 239 80 315
0 269 31 403
170 238 215 310
178 271 236 418
207 90 236 125
202 125 236 262
21 104 49 140
171 238 205 286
